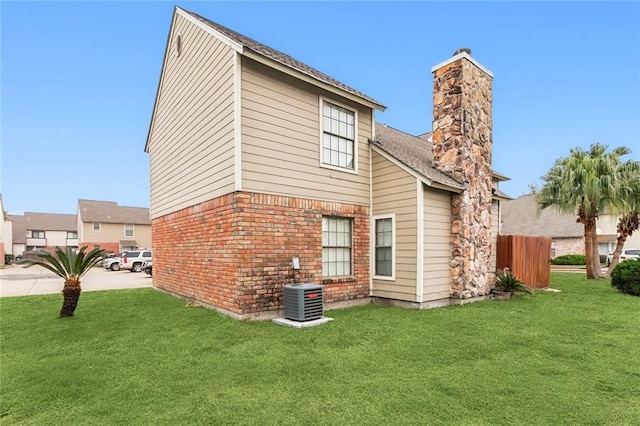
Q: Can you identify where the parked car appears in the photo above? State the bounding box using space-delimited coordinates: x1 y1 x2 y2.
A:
607 248 640 266
103 253 124 271
121 250 152 272
143 261 152 276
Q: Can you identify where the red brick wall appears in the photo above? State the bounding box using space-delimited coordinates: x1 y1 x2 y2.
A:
79 242 120 254
152 192 370 318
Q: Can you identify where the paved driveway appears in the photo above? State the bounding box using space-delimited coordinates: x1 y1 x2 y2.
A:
0 264 153 297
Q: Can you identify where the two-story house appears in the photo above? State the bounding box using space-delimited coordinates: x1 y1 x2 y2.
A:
77 199 151 254
6 212 78 255
0 194 8 264
145 7 510 319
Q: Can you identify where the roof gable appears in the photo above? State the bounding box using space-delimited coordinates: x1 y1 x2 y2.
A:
371 124 465 192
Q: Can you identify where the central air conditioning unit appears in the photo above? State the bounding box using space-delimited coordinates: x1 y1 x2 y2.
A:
283 284 323 321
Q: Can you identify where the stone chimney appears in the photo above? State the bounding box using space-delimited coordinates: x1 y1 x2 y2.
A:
431 48 494 299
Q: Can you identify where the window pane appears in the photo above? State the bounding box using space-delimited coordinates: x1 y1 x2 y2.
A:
339 122 347 137
347 125 354 140
331 135 339 150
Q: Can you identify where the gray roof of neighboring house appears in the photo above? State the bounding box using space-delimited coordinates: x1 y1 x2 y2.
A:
22 212 77 231
7 214 26 244
78 200 150 225
181 8 385 110
501 194 584 238
6 212 76 243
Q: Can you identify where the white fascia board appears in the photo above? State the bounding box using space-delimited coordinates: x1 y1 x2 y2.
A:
243 50 385 112
431 51 493 78
175 7 243 53
370 145 464 194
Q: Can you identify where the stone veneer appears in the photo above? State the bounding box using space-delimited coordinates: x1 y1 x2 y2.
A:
152 192 370 319
432 51 494 298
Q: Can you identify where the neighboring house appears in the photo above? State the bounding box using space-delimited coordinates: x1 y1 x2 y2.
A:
6 215 25 257
77 199 151 254
145 7 510 319
6 212 78 255
0 194 8 264
501 194 640 258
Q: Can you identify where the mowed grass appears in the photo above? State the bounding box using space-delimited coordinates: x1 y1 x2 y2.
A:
1 273 639 425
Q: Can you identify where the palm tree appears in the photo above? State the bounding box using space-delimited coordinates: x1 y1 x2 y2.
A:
537 144 639 279
607 179 640 273
19 246 105 317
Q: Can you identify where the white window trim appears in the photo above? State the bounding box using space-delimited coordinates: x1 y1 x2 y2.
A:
318 96 358 175
322 216 354 278
372 213 396 281
124 224 135 238
93 222 101 232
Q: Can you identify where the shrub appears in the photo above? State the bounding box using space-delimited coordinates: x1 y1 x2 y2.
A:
551 254 587 265
610 259 640 296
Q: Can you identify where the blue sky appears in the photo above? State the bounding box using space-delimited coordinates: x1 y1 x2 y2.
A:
2 1 639 215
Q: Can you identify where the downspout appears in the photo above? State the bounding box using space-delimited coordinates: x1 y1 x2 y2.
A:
368 111 374 297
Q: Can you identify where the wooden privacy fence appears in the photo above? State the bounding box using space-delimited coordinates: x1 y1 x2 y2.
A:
496 235 551 289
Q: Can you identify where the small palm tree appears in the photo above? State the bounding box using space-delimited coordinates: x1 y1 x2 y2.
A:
19 246 105 317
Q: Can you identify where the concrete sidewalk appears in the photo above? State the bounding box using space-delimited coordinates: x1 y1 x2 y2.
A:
0 264 153 297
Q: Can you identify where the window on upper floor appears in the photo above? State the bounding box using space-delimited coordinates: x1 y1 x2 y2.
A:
322 216 352 277
320 99 357 172
124 224 134 237
67 231 78 239
30 230 45 239
373 216 395 278
93 222 101 231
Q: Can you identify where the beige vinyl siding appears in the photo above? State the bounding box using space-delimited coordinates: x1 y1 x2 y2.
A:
371 151 417 301
241 58 372 205
81 222 152 248
148 14 236 219
491 200 500 272
423 187 452 301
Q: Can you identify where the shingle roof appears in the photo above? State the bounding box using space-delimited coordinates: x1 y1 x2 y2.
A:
371 124 466 191
22 212 77 231
501 194 584 238
6 213 76 243
181 8 385 110
7 214 26 244
78 200 150 225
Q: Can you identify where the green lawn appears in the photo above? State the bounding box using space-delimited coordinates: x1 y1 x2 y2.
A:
2 273 639 425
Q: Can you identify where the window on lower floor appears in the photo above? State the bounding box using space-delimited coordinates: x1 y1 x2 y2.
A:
67 231 78 239
374 216 394 278
322 216 352 277
124 224 134 237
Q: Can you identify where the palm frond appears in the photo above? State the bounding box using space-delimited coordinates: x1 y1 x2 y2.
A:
17 246 106 280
